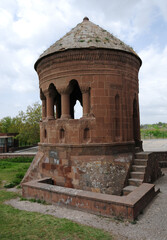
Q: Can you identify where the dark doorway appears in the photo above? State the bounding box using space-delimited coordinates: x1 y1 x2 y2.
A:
69 80 83 119
48 84 61 118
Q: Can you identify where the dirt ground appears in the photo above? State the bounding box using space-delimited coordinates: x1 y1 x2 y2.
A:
143 138 167 151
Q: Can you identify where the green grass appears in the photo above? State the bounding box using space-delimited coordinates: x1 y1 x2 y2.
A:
20 197 47 205
0 158 113 239
0 157 33 188
0 191 113 240
0 157 33 163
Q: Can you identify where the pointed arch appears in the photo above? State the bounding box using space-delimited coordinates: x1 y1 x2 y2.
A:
69 80 83 119
40 89 46 119
48 83 61 118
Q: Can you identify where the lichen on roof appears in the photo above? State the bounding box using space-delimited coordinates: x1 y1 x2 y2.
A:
39 17 138 60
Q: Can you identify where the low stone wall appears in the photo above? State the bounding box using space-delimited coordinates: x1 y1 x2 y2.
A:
0 153 36 159
144 151 167 170
144 152 162 183
135 151 166 184
10 145 37 152
153 152 167 168
22 178 158 220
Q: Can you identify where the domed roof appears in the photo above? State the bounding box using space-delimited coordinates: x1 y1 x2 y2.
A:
37 17 138 63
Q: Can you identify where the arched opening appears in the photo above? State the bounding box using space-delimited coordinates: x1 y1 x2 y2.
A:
83 128 90 141
48 84 61 118
74 100 83 119
60 128 65 140
115 94 120 140
69 80 83 119
44 129 47 138
40 89 46 119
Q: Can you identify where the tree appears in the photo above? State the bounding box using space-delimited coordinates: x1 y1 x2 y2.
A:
0 102 42 146
0 117 13 133
17 103 42 145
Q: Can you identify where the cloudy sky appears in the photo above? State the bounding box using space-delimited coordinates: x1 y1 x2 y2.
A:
0 0 167 124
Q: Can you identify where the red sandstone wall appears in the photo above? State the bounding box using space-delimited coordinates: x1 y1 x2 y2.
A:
36 49 141 145
23 48 141 195
22 179 157 221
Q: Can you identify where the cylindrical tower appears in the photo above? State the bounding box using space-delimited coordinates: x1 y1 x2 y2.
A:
24 17 142 195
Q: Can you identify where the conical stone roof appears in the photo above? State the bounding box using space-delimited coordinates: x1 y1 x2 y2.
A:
37 17 138 62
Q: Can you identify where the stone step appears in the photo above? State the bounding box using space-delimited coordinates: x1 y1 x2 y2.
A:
135 147 141 153
123 185 137 196
128 178 143 187
134 159 148 166
130 172 145 180
135 153 149 159
132 165 146 172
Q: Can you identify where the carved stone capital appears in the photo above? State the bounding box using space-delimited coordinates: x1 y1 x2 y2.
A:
43 89 55 98
40 89 46 100
57 86 72 95
43 89 50 97
80 85 90 93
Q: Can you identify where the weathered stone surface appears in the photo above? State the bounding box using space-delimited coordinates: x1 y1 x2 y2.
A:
23 18 142 195
35 17 140 66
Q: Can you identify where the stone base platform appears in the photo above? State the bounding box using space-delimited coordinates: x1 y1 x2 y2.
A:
22 178 159 220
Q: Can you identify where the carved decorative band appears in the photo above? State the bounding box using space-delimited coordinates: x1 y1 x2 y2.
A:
37 49 141 71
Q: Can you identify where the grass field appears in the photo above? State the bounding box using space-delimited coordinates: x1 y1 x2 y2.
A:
0 157 113 240
0 157 33 188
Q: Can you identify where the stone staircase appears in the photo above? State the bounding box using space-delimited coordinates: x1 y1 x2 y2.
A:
123 153 148 195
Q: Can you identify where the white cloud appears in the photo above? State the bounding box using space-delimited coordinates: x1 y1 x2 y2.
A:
153 0 167 21
0 8 13 28
139 45 167 123
71 0 159 42
0 0 79 118
0 0 167 123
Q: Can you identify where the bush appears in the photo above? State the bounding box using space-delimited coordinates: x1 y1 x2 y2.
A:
4 182 17 188
1 157 33 163
0 162 12 169
4 171 26 188
15 173 25 179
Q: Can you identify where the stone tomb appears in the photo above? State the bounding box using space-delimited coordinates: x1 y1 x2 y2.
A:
22 18 160 219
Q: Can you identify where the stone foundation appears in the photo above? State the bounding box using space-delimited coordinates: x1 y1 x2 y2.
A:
22 142 135 195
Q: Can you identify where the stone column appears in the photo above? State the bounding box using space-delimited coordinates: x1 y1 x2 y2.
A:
40 90 46 120
45 91 54 120
81 86 90 117
58 87 71 119
42 99 46 120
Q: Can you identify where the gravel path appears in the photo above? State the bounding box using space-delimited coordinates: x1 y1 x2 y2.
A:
143 139 167 151
5 169 167 240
